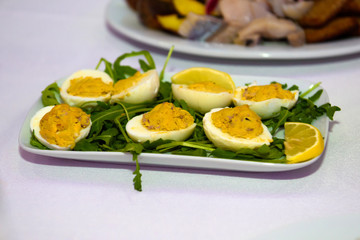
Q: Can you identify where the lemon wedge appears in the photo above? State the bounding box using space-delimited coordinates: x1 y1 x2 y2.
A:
171 67 235 92
284 122 325 164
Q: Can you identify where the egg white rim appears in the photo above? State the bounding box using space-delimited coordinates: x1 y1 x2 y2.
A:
126 114 197 142
111 69 159 98
60 69 114 104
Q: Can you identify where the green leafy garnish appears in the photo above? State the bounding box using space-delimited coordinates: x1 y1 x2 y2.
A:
73 138 100 151
300 82 322 98
211 138 285 162
30 131 49 150
124 143 144 191
264 94 341 135
41 82 60 106
159 45 174 81
263 82 341 134
95 50 157 82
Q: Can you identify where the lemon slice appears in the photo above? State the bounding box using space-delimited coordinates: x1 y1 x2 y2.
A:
171 67 235 92
284 122 325 164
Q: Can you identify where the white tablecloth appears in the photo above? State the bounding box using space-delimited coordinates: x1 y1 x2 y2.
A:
1 0 360 239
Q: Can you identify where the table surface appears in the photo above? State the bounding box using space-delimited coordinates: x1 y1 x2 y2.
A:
1 0 360 239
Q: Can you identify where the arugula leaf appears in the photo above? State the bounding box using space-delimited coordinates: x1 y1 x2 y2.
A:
41 82 60 106
142 139 173 150
320 103 341 120
81 101 111 114
158 81 172 100
156 141 215 153
132 152 142 192
264 107 294 135
264 94 341 134
300 82 322 98
88 104 150 138
73 139 101 151
114 66 138 81
288 85 299 91
192 122 208 142
124 143 144 192
211 147 286 163
211 149 237 159
30 131 49 150
270 81 299 91
95 58 117 81
93 127 119 145
308 89 323 102
113 50 156 81
172 148 208 157
124 142 144 154
159 45 174 81
114 117 131 143
211 141 285 162
95 50 156 83
139 59 152 72
174 99 195 118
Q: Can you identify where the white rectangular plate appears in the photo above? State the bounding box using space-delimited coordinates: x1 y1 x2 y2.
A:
19 74 329 172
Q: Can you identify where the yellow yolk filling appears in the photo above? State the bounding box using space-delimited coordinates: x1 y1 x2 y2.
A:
211 105 263 139
113 71 143 95
67 77 113 97
39 104 91 148
188 81 230 93
241 83 295 102
142 102 194 131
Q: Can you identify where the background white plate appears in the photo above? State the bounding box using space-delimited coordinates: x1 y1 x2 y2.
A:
19 73 329 172
105 0 360 60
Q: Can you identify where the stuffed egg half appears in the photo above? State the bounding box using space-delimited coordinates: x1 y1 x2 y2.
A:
171 68 235 114
126 102 196 143
203 105 273 151
30 104 91 150
110 69 159 104
60 69 114 107
233 83 299 119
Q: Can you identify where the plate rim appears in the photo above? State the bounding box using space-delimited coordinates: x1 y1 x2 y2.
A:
105 0 360 60
19 73 329 172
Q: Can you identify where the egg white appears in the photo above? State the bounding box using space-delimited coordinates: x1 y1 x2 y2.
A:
232 85 299 119
126 114 196 143
203 108 273 151
172 84 233 114
60 69 114 107
110 69 159 104
30 105 92 150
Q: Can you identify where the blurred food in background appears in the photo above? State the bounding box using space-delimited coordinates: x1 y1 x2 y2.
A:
126 0 360 47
